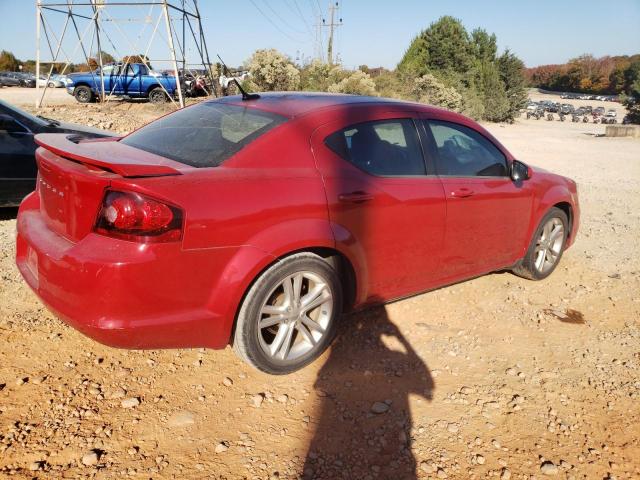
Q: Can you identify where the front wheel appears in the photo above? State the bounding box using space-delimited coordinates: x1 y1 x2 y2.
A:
512 207 569 280
233 253 343 374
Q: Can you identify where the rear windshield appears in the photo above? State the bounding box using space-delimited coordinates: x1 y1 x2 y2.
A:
120 102 287 167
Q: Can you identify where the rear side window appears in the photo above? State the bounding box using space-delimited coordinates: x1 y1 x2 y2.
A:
426 120 507 177
121 103 287 167
324 118 425 176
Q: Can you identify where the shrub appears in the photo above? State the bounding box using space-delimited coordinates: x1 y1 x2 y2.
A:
328 70 377 96
412 74 463 111
246 49 300 91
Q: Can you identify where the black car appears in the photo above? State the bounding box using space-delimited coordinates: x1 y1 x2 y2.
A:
0 100 116 206
17 73 36 88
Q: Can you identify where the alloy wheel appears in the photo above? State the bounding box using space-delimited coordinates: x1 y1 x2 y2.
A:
534 217 564 274
257 271 333 364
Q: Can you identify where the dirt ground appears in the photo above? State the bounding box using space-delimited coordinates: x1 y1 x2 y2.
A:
1 93 639 480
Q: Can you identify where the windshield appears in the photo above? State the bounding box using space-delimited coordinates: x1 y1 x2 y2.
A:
120 102 287 167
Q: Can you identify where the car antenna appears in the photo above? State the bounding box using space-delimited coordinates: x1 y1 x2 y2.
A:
216 54 260 101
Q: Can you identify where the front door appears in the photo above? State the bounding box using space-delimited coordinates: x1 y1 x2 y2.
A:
421 117 534 279
312 112 447 302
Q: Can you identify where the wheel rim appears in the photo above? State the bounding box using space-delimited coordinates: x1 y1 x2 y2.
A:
151 91 163 102
78 89 89 101
534 218 564 274
257 271 333 364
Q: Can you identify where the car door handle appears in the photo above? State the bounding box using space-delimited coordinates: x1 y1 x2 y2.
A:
338 191 374 203
450 188 475 198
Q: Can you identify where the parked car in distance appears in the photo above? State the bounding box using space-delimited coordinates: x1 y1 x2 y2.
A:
0 72 23 87
17 73 36 88
525 102 540 113
593 107 605 116
52 74 68 87
38 74 66 88
15 93 580 374
560 104 574 115
0 99 115 207
605 109 617 118
65 63 179 103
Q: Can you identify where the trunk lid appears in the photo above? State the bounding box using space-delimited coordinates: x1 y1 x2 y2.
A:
35 133 186 242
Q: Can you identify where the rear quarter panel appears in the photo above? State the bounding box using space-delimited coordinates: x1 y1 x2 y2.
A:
111 118 335 336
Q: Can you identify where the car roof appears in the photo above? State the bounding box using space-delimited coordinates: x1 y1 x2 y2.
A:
215 91 439 118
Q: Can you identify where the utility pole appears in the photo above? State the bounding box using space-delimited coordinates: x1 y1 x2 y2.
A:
35 1 41 108
322 1 342 65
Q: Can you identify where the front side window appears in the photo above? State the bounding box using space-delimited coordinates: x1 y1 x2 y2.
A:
121 102 287 167
324 118 425 176
426 120 507 177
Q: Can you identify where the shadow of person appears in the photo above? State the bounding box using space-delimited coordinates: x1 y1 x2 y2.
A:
303 302 434 480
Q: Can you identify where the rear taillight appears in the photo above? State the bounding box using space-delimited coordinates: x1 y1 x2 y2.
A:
94 190 183 243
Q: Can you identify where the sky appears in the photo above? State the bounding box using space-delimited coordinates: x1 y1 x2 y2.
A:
0 0 639 70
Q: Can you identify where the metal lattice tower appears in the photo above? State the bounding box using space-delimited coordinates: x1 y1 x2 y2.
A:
35 0 213 108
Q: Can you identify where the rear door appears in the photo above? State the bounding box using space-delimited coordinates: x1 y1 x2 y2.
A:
312 111 446 302
421 116 534 278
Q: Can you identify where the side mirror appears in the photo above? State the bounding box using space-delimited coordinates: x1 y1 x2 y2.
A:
511 160 531 182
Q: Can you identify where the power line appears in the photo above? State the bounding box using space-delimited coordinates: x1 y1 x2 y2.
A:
261 0 306 35
248 0 305 43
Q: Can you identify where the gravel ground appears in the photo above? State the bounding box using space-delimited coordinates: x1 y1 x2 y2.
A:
1 101 639 480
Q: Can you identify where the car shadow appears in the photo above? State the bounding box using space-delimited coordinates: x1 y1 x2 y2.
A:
303 303 434 479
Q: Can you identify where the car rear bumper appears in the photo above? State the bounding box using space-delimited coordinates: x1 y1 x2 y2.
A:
15 192 242 350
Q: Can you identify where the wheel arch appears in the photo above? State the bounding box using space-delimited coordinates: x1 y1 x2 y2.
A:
73 82 92 91
522 187 575 258
222 245 359 347
203 217 365 347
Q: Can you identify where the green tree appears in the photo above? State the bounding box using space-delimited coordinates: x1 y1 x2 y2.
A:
0 50 19 71
476 61 510 121
471 28 497 63
246 49 300 91
623 60 640 123
623 59 640 94
497 49 528 121
398 16 473 77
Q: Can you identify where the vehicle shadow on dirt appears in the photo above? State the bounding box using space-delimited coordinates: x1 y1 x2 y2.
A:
303 303 434 479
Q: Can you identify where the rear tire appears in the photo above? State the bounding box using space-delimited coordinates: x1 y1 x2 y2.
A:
148 87 168 104
74 85 93 103
512 207 569 281
233 253 343 375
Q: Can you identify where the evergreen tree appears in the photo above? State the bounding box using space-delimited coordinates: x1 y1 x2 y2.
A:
497 49 528 121
398 16 473 77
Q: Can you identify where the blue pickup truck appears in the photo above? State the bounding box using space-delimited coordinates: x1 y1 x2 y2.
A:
65 63 179 103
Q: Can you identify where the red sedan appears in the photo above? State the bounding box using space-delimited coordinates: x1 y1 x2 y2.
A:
16 93 579 374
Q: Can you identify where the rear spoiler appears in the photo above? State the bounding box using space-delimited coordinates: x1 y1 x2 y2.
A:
35 133 184 178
